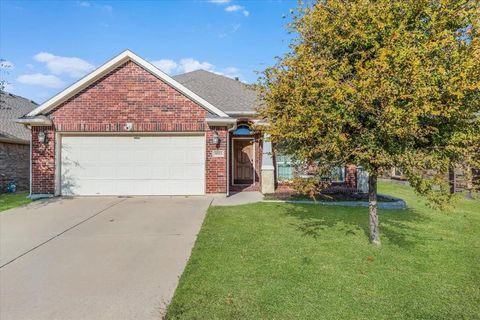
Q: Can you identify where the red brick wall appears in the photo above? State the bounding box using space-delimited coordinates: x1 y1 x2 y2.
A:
0 142 30 192
345 165 357 188
31 126 55 194
31 60 227 194
206 126 228 193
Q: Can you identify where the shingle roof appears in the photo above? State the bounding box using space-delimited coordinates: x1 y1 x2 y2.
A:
0 91 37 143
173 70 260 113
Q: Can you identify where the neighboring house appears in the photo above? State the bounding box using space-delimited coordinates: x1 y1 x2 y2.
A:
384 166 479 193
0 92 38 192
17 50 357 197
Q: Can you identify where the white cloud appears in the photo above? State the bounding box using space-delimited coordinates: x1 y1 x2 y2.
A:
17 73 64 88
225 5 241 11
150 58 241 80
77 1 113 13
209 67 242 79
223 67 241 77
178 58 214 73
34 52 95 78
151 58 214 74
151 59 178 74
225 5 249 16
209 0 231 3
209 0 249 16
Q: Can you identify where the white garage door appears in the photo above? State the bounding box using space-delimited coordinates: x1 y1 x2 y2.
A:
60 135 205 196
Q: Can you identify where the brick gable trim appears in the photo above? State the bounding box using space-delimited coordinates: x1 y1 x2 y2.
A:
26 50 230 118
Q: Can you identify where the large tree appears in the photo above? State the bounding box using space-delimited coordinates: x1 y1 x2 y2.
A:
259 0 480 245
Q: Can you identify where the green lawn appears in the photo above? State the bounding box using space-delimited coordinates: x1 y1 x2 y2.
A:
0 192 31 212
166 183 480 319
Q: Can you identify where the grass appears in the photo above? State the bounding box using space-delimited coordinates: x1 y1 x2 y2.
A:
0 192 31 212
166 182 480 319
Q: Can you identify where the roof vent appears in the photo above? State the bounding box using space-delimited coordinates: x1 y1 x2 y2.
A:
235 77 239 81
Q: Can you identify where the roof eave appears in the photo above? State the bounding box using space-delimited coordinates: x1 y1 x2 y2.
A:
15 115 53 126
0 136 29 145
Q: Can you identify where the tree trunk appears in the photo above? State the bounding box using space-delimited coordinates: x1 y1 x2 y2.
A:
368 171 381 245
448 165 455 194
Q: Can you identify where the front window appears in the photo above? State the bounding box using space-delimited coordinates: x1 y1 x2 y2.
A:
276 154 294 181
330 166 345 182
275 153 345 182
392 166 404 178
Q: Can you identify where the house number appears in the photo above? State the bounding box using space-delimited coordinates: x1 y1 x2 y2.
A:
212 150 225 158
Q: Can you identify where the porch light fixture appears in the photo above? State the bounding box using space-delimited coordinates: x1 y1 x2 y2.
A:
212 131 220 145
38 131 46 143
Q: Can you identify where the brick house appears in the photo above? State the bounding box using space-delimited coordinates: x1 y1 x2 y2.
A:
0 92 37 193
17 50 357 197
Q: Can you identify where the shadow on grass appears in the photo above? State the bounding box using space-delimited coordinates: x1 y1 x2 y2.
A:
283 204 426 248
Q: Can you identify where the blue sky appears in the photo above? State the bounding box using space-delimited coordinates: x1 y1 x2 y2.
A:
0 0 296 103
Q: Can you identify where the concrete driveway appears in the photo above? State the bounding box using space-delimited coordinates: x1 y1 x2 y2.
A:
0 196 212 320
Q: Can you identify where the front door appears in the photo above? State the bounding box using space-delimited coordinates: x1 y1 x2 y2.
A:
233 139 254 184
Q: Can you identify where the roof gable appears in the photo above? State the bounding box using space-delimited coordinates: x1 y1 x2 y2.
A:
27 50 229 118
0 92 37 142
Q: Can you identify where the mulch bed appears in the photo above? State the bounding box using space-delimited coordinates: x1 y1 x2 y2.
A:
265 190 396 202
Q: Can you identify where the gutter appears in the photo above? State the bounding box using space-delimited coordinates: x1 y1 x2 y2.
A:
225 111 257 117
205 117 237 126
15 115 53 126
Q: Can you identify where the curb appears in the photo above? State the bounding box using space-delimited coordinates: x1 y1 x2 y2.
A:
28 194 54 201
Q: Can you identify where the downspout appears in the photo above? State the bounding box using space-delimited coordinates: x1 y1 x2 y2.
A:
226 123 237 197
28 125 32 196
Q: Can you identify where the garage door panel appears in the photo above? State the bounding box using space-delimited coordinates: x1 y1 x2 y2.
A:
186 150 205 163
151 151 168 162
167 151 184 163
61 135 205 195
150 167 169 179
95 151 114 162
183 164 205 179
95 166 116 179
131 150 150 162
169 166 187 179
